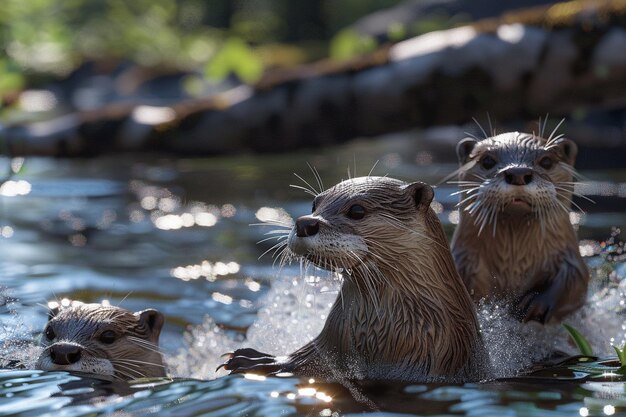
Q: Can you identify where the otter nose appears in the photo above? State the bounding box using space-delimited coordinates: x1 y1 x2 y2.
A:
504 167 533 186
295 216 319 237
49 343 82 365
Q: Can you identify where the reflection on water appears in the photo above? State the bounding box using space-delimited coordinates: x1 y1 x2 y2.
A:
0 134 625 416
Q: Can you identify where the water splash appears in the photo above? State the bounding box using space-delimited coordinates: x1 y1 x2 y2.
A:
176 253 626 381
172 268 338 379
480 253 626 378
0 287 41 368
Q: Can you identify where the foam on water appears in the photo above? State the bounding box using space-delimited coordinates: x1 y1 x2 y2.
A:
0 287 42 368
175 254 626 381
172 267 339 379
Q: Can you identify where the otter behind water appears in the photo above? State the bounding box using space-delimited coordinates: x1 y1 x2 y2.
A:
36 301 166 380
223 176 486 382
451 132 590 323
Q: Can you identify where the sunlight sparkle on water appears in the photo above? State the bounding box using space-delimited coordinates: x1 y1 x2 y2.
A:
580 407 589 417
604 405 616 415
171 261 240 281
212 292 233 305
0 180 31 197
243 373 266 381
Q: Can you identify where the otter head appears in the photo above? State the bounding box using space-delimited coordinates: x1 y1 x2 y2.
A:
287 176 435 276
455 132 577 233
36 301 166 380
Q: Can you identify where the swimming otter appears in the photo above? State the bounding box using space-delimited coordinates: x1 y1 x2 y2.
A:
222 176 486 381
36 301 166 380
451 131 589 324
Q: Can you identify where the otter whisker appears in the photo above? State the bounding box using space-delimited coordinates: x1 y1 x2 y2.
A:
539 113 549 138
450 186 481 197
126 337 164 355
362 239 399 271
290 183 317 197
547 118 566 143
250 221 293 228
307 162 325 194
114 358 167 368
456 193 481 208
486 113 495 136
472 117 489 139
554 185 596 204
294 172 321 195
258 240 289 261
347 250 380 311
463 130 481 141
257 234 289 245
112 362 147 380
367 160 380 178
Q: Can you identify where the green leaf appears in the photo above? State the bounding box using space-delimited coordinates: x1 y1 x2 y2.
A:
329 29 377 61
562 323 594 356
205 38 263 84
387 22 406 42
613 345 626 366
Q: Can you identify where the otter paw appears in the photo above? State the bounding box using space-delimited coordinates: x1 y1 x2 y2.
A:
217 348 282 375
516 291 555 324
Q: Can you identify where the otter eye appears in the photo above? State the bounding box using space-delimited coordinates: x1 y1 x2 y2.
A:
45 326 55 341
99 330 117 344
481 155 497 170
347 204 366 220
539 156 554 170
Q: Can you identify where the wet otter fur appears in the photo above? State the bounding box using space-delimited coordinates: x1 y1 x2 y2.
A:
36 301 166 380
451 131 590 323
222 176 486 382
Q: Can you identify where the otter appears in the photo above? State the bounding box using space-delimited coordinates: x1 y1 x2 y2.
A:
222 176 486 381
451 131 590 324
36 301 166 380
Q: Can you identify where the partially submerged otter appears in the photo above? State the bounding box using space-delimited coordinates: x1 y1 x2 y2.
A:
36 301 166 380
451 132 589 323
223 176 486 381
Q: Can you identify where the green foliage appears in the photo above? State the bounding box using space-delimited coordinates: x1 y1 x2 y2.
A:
387 23 407 42
0 60 25 95
205 38 263 83
562 323 594 356
0 0 432 86
613 344 626 366
330 29 377 61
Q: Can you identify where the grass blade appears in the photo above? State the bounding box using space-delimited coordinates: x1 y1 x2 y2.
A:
562 323 594 356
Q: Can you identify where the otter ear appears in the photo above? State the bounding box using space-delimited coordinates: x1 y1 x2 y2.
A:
456 138 478 164
403 182 434 211
136 309 165 343
554 138 577 166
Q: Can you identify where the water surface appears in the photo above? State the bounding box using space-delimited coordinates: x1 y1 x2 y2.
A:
1 133 625 416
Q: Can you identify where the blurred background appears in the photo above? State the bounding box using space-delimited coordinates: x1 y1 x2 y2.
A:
0 1 626 415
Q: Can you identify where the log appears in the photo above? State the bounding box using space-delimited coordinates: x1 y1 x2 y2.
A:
3 0 626 157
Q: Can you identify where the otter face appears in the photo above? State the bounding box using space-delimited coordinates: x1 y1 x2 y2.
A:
455 132 577 233
36 302 165 380
287 176 434 272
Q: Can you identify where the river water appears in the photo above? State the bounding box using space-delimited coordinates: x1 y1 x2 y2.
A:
0 132 625 416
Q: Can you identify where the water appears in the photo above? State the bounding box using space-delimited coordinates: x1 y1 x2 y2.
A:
1 132 625 416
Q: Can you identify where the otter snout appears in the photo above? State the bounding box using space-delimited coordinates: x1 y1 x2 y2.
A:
295 216 319 237
49 343 82 365
504 167 533 186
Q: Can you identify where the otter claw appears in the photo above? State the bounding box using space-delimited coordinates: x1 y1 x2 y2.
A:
217 347 279 375
516 290 556 324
